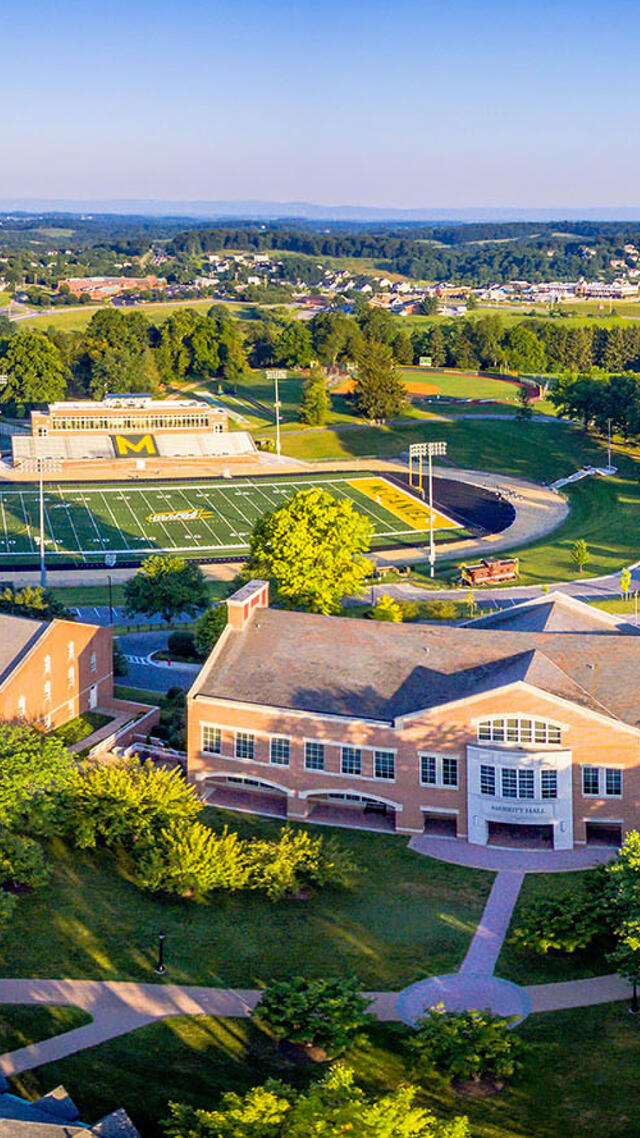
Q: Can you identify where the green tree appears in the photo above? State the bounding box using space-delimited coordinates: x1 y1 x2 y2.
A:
124 554 209 624
410 1006 524 1086
0 725 74 829
0 331 67 407
194 605 227 659
370 593 403 621
254 977 371 1056
353 340 407 422
275 322 312 368
505 326 546 374
165 1064 470 1138
421 296 439 316
299 364 330 426
570 538 590 574
515 383 533 420
247 487 373 614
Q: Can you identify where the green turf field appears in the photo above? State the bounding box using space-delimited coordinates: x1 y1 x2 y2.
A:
0 472 463 566
400 366 520 401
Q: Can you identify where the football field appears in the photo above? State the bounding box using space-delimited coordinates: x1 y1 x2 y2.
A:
0 473 466 567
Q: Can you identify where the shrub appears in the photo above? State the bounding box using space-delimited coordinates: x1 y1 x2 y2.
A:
167 631 197 659
0 830 50 891
113 639 129 677
249 827 356 900
254 977 372 1055
0 725 75 831
509 893 602 955
419 599 459 621
409 1005 525 1086
369 593 402 622
135 822 253 899
194 606 227 659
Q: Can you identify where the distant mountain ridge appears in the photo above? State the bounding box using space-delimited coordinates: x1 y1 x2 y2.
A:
1 198 640 222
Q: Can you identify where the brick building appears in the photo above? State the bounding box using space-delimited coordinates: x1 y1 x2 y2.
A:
188 582 640 852
0 612 112 729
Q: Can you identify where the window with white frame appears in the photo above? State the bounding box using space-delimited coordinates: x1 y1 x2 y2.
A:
480 764 496 796
43 681 51 702
44 713 51 731
68 699 74 716
17 696 26 719
518 769 535 799
477 717 562 745
501 768 517 798
202 725 222 754
270 736 290 766
606 768 623 797
67 666 75 687
374 750 395 781
582 766 601 796
43 654 51 676
441 757 459 788
67 641 75 661
235 732 255 761
341 746 362 776
420 754 458 788
583 766 622 797
541 769 558 799
305 741 325 771
420 754 437 785
90 652 97 673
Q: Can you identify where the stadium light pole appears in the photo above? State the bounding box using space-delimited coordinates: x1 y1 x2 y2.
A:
409 441 447 578
266 369 285 457
22 456 62 587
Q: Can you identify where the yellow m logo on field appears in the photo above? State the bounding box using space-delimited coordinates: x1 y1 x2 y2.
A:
112 434 158 458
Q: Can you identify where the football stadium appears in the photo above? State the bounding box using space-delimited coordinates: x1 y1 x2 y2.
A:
0 470 514 568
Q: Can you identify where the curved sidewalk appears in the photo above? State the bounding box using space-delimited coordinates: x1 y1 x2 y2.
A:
409 833 616 873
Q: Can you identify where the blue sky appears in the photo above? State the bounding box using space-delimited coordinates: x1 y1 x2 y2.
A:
2 0 638 209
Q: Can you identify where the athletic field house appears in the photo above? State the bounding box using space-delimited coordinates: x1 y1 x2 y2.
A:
0 469 514 569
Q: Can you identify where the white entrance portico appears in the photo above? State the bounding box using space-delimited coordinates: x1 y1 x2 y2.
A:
467 745 573 849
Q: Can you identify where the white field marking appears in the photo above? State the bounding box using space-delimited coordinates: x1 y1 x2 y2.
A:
216 485 256 533
17 492 36 553
55 491 86 559
42 496 62 553
324 479 400 536
97 488 132 551
0 498 10 554
174 487 230 547
212 486 249 539
115 489 154 546
137 487 181 549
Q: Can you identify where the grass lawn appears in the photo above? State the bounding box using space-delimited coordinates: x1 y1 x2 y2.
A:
399 366 520 402
496 870 612 985
48 579 232 610
12 1004 640 1138
0 813 492 989
52 712 113 747
0 1004 91 1054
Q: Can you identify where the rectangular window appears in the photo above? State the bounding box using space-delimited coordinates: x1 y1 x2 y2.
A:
534 720 547 744
202 725 221 754
518 770 535 799
305 741 325 771
441 757 458 788
341 746 362 776
480 764 496 796
502 768 517 798
492 720 505 742
583 766 600 796
374 750 395 781
235 732 255 761
506 718 519 742
90 652 97 673
541 769 558 799
547 724 562 744
270 736 290 766
477 721 492 741
420 755 437 785
605 768 622 797
520 719 533 743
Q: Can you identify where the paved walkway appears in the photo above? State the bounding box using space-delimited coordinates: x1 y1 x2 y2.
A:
409 834 617 873
460 871 524 976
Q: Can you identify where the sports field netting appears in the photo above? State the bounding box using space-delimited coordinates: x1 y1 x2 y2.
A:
0 473 467 567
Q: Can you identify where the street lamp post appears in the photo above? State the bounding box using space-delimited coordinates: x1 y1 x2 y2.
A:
266 369 286 457
409 441 447 578
154 931 167 976
107 574 113 625
22 456 62 587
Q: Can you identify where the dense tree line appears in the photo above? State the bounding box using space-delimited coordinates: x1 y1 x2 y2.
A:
411 317 640 374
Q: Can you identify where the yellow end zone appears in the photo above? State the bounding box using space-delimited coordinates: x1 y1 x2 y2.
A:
348 477 459 532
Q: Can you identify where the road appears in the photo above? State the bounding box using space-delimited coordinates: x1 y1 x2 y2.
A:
71 604 194 628
117 631 199 693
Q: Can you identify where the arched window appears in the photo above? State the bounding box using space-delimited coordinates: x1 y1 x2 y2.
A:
477 717 562 745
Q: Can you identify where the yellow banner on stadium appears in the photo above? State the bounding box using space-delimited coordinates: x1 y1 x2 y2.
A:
112 433 158 458
348 477 458 532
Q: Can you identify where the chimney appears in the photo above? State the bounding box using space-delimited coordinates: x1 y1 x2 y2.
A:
226 579 269 631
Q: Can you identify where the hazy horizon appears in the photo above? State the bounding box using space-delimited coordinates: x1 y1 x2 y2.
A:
2 0 639 208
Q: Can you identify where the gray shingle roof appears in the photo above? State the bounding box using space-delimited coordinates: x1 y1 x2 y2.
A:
197 606 640 727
